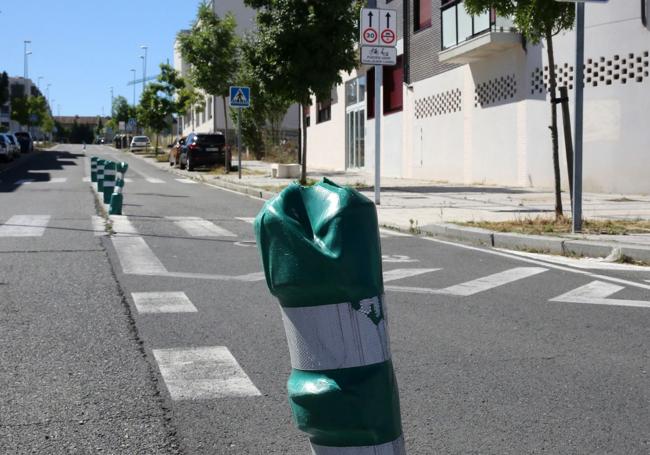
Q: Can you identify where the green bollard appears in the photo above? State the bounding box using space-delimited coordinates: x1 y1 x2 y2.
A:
109 179 124 215
96 159 105 192
254 178 405 455
102 161 116 204
90 157 98 182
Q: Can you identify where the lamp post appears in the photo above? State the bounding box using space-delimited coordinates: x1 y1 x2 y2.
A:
130 69 136 106
140 55 145 98
140 45 148 89
110 86 114 116
46 83 51 106
37 76 43 91
24 40 32 97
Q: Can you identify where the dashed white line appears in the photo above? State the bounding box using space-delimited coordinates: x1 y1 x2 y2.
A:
175 178 197 184
112 236 168 275
153 346 262 400
0 215 51 237
132 292 198 313
167 216 236 237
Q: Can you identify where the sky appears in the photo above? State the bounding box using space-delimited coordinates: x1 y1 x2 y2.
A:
0 0 202 117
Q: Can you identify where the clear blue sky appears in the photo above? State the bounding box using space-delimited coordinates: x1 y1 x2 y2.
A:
0 1 201 117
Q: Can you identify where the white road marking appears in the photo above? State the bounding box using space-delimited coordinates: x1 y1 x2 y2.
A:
112 236 168 275
132 292 198 313
15 179 35 185
550 281 650 309
175 178 197 184
382 254 419 263
92 216 106 236
0 215 51 237
386 267 548 296
49 177 67 183
109 215 139 236
82 176 91 182
124 178 134 183
234 241 256 248
383 268 440 283
167 216 236 238
379 228 412 238
236 217 255 224
153 346 262 400
422 236 650 292
500 249 650 272
146 177 165 183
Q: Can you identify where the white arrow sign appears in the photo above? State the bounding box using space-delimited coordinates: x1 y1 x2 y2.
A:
550 281 650 309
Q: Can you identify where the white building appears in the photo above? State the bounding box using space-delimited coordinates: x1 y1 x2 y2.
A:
174 0 298 139
306 1 650 195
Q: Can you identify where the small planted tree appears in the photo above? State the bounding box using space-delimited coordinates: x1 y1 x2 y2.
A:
464 0 575 219
177 3 239 166
244 0 362 184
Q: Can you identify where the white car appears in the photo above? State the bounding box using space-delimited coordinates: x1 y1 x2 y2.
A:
130 136 151 152
5 133 22 159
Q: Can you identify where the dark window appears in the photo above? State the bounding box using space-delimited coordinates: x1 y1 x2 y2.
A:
384 56 404 114
316 98 331 123
414 0 432 32
196 134 225 146
367 56 404 119
643 0 649 29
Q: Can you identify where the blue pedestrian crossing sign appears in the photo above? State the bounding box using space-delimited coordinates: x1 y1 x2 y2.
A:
229 86 251 108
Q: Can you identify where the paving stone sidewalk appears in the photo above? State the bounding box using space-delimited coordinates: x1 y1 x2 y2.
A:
118 151 650 263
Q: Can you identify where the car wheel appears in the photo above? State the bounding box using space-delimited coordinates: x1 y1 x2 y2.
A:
186 156 194 172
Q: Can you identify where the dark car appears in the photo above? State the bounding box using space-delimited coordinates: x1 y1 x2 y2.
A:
180 133 229 171
13 131 33 153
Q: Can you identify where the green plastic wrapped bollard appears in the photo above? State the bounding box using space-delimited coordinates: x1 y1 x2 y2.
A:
96 159 105 192
90 157 98 182
102 161 116 204
255 178 405 454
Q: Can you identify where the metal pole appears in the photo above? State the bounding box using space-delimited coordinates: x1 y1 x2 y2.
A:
374 65 382 206
572 3 584 233
238 107 242 180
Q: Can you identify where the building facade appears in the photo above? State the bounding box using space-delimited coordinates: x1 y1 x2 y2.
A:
174 0 299 139
306 1 650 194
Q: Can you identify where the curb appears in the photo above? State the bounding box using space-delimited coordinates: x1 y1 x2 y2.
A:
113 147 650 266
420 223 650 265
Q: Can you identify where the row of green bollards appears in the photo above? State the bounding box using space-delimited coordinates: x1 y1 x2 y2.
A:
90 156 128 215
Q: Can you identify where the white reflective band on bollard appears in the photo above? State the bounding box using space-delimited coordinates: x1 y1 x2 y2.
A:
104 170 116 176
280 295 391 371
311 435 406 455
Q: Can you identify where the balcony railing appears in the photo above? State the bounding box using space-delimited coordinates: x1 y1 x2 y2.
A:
441 0 514 50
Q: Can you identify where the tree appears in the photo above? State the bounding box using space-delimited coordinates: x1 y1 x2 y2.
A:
28 96 49 128
237 34 293 159
155 63 203 137
464 0 574 219
10 95 29 126
112 95 135 124
42 114 55 137
244 0 362 183
0 72 9 107
177 3 239 170
137 83 173 153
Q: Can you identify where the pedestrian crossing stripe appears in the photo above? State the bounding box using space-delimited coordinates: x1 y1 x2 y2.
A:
0 215 50 237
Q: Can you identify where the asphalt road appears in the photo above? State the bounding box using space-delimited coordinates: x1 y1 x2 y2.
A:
2 145 649 454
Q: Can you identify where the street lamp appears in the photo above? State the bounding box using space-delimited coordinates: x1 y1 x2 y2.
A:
24 40 32 97
46 83 51 105
37 76 43 88
140 45 148 89
140 55 146 99
110 86 114 115
130 69 136 106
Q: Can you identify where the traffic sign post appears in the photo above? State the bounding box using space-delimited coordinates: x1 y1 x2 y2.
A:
360 7 397 205
229 86 251 180
556 0 608 232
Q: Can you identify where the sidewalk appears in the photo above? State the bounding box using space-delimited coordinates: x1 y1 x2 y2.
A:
121 151 650 264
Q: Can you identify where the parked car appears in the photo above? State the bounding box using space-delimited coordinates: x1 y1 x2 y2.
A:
0 134 13 161
5 134 22 159
129 135 151 152
13 131 33 153
179 133 228 171
168 136 185 167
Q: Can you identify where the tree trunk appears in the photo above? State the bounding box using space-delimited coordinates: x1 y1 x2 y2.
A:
222 97 231 173
546 29 563 219
559 86 574 212
155 133 159 156
300 104 307 185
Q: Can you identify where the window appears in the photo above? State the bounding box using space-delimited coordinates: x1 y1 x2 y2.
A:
367 56 404 118
414 0 432 32
384 55 404 114
304 105 311 128
208 97 213 120
643 0 649 30
316 98 331 123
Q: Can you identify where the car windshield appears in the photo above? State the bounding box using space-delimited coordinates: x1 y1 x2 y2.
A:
133 136 149 142
14 132 29 139
6 136 16 143
196 135 225 146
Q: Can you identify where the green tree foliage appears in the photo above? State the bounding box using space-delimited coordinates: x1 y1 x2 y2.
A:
70 120 94 144
112 95 135 123
177 4 239 144
42 114 55 135
137 84 173 153
28 96 49 128
10 95 29 126
244 0 362 182
464 0 574 218
0 72 9 106
236 34 293 159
